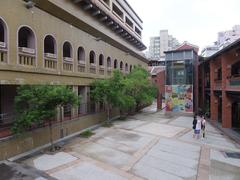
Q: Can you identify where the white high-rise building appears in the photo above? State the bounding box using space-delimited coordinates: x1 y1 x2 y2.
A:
147 30 180 60
148 36 160 59
201 25 240 57
217 25 240 48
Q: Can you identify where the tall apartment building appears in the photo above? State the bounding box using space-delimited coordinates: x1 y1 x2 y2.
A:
148 30 180 60
217 25 240 48
148 36 160 59
0 0 147 160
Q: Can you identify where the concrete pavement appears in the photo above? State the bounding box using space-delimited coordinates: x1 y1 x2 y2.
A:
20 103 240 180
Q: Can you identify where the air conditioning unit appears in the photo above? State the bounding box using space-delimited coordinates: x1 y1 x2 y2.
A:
63 57 73 62
0 42 6 48
19 47 35 54
90 63 96 67
45 53 57 59
78 60 85 65
107 67 112 70
100 65 105 69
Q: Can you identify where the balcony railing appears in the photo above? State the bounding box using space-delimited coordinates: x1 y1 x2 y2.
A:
90 63 96 74
0 48 7 63
229 74 240 86
44 53 57 69
99 65 105 75
18 47 36 66
63 57 73 71
78 60 86 72
107 67 112 76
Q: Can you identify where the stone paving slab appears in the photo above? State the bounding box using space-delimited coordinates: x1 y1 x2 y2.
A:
180 131 239 151
147 148 199 169
33 152 78 171
71 142 132 168
132 138 200 180
51 162 127 180
113 120 147 130
135 156 197 179
134 122 185 137
132 163 183 180
169 116 193 128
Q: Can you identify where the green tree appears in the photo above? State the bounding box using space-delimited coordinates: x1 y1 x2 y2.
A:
12 85 79 151
91 70 127 121
124 66 157 112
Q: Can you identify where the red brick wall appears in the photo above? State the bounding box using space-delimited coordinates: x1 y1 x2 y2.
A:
151 70 165 109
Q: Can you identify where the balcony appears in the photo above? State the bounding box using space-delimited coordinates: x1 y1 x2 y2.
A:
90 63 96 74
18 47 36 66
44 53 57 69
107 67 112 76
0 42 7 63
63 57 73 71
78 60 86 72
99 65 105 75
229 74 240 86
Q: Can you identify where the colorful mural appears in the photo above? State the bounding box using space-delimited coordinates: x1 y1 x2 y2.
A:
165 85 193 112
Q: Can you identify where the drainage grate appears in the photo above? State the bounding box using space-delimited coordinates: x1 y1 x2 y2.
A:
224 152 240 159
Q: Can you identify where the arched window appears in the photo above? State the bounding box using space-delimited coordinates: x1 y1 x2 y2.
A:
78 47 85 61
18 26 36 50
125 63 128 71
120 61 123 70
0 18 7 45
99 54 104 66
63 41 72 59
89 50 95 64
107 57 111 67
44 35 56 55
114 59 118 69
130 65 132 72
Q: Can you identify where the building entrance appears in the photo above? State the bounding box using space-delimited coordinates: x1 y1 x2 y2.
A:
218 97 222 123
232 102 240 129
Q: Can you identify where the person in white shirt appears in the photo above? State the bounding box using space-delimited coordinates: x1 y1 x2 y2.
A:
195 116 201 139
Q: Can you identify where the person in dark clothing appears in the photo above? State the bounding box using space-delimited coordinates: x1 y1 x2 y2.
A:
192 115 197 138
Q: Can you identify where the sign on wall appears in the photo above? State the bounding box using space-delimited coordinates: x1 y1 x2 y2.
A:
165 85 193 112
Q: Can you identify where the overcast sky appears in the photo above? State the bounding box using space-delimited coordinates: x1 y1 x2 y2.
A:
127 0 240 51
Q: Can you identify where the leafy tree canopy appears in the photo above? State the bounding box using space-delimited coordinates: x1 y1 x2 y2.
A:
12 85 79 134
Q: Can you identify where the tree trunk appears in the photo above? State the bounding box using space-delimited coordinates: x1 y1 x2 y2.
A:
107 104 110 122
49 120 54 151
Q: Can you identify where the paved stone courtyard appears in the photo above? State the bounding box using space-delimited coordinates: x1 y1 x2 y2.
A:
20 104 240 180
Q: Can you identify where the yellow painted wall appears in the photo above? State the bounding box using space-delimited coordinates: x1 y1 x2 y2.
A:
0 0 147 85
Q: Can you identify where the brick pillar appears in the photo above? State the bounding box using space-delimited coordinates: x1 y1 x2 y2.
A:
221 54 232 128
210 60 217 122
200 64 205 112
222 91 232 128
157 91 162 110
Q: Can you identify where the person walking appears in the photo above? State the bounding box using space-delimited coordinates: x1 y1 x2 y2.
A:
195 116 201 139
201 115 206 138
192 115 197 138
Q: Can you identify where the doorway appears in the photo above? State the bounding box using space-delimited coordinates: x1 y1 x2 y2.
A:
232 102 240 129
218 97 222 123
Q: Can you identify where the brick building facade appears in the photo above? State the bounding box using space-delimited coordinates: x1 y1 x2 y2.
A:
198 39 240 129
149 66 165 110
